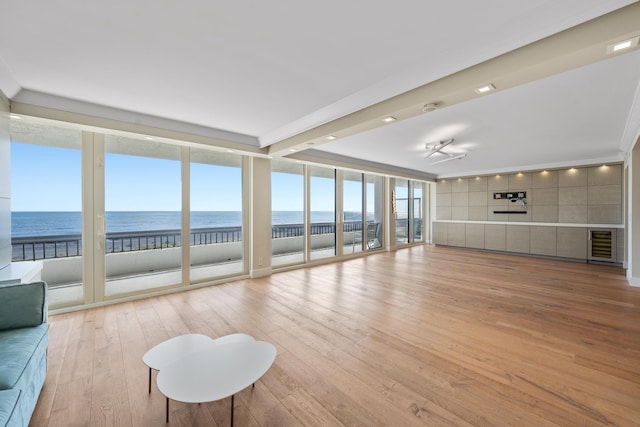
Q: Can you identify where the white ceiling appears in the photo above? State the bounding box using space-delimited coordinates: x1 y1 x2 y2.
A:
1 1 639 178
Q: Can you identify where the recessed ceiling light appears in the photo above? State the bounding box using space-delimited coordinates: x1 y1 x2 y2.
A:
607 36 639 54
289 148 296 152
9 114 21 120
382 116 397 123
474 84 495 94
144 136 155 140
326 135 337 141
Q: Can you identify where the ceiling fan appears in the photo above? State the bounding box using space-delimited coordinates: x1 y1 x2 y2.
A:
424 138 467 164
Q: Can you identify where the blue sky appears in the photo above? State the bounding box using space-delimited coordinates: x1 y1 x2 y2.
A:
11 142 354 212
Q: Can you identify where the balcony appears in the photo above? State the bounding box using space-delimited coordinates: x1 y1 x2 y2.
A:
12 221 387 307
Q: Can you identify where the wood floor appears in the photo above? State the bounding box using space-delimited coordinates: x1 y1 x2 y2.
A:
31 245 640 426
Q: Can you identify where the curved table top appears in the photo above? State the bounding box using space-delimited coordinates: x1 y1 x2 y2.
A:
143 333 254 371
156 340 276 403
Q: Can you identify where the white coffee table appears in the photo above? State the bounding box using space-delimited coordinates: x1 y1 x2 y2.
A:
157 339 276 425
142 333 254 394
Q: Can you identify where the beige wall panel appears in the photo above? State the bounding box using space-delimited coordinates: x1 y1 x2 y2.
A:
509 173 532 190
436 192 452 207
557 227 587 259
532 170 558 188
451 178 469 193
532 205 559 223
488 207 509 222
530 226 557 256
447 223 466 247
452 207 469 221
436 180 452 193
468 191 488 206
468 206 488 221
488 196 507 207
433 222 448 245
485 224 506 251
559 205 588 223
506 225 530 253
436 206 452 220
588 164 622 186
488 175 508 191
507 206 530 222
588 185 621 205
465 223 485 249
452 192 468 207
559 187 587 205
559 167 587 187
588 205 622 224
468 176 488 192
531 188 558 205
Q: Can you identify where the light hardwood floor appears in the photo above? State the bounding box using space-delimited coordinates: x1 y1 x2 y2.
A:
31 245 640 426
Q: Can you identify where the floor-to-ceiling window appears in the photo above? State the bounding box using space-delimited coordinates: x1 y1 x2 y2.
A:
309 165 336 260
190 149 244 281
343 170 364 254
367 174 384 249
271 159 305 266
411 181 424 242
395 179 409 244
10 118 84 308
104 136 182 297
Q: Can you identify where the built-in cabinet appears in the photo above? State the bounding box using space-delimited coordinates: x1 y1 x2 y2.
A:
434 164 624 264
433 222 623 263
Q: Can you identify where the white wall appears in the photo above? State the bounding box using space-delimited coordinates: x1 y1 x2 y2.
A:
0 92 10 269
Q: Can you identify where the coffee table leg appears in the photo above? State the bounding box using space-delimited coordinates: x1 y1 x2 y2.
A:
231 394 234 427
149 368 152 394
166 397 169 423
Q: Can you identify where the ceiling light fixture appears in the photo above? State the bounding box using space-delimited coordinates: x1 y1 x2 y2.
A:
9 114 21 120
607 36 639 54
326 135 337 141
474 83 495 94
382 116 397 123
424 138 467 165
425 138 454 158
430 153 467 165
423 103 438 113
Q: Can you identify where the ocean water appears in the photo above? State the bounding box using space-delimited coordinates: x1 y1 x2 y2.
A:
11 211 362 237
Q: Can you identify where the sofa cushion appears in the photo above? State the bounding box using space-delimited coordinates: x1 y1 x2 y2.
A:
0 282 47 331
0 325 48 390
0 389 20 426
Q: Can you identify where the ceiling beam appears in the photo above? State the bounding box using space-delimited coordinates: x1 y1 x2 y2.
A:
267 2 640 157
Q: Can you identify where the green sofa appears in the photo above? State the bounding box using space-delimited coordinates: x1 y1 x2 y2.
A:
0 282 48 427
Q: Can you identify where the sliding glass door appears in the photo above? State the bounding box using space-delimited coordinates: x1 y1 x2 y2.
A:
309 165 336 260
395 180 409 244
190 149 244 281
10 118 84 308
104 136 182 297
367 174 384 249
343 171 364 254
271 159 305 266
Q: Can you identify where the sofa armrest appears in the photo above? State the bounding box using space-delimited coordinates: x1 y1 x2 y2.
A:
0 281 48 331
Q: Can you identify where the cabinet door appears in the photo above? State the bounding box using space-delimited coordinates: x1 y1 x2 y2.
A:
433 222 448 245
557 227 587 260
530 226 556 256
